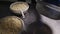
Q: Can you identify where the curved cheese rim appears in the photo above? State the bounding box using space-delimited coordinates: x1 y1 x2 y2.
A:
0 16 25 32
10 2 29 13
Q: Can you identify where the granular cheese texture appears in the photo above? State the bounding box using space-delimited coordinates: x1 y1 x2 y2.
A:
10 2 29 13
0 16 23 34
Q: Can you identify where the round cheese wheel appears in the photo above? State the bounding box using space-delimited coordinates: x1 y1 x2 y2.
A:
10 2 29 14
0 16 24 34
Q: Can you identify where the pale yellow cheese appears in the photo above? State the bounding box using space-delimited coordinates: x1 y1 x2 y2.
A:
10 2 29 13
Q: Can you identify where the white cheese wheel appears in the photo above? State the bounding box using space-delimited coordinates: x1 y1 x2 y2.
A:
10 2 29 14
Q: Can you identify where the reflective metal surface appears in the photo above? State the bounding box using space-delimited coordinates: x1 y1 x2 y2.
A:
36 2 60 20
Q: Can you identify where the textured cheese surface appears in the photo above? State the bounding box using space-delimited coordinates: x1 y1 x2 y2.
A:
0 16 23 34
10 2 29 13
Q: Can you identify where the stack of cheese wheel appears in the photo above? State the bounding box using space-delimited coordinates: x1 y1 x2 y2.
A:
0 16 24 34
